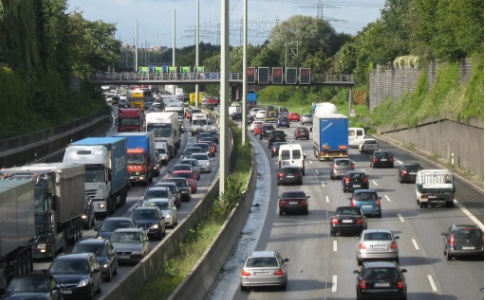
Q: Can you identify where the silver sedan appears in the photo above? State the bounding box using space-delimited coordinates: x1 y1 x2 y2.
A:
110 228 151 264
240 250 289 291
356 229 400 265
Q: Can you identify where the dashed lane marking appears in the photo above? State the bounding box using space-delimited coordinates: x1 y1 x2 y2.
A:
385 195 391 202
332 275 338 292
428 275 438 292
326 196 330 203
412 238 420 250
397 214 404 222
333 240 338 252
372 180 378 186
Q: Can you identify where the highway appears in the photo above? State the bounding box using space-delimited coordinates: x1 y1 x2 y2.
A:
206 120 484 300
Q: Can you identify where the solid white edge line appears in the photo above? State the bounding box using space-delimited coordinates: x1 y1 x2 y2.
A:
427 275 438 292
385 195 391 202
332 275 338 292
326 196 330 203
397 214 404 222
333 240 337 252
455 199 484 230
411 238 420 250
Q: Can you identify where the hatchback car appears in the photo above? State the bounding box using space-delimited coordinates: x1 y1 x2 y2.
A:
163 178 191 202
350 189 382 218
268 130 286 147
276 117 290 128
3 273 62 300
330 158 355 180
330 206 368 236
192 143 211 157
271 142 287 158
288 112 300 122
129 206 166 240
397 163 423 183
277 166 303 185
356 229 400 265
353 261 407 300
72 238 118 282
179 158 201 179
240 250 289 291
278 190 309 215
294 127 310 140
370 150 395 168
110 228 151 264
142 186 174 202
169 171 198 193
169 164 197 179
300 113 313 125
190 153 212 173
47 253 102 300
442 224 484 260
342 170 369 192
143 198 178 228
95 217 137 239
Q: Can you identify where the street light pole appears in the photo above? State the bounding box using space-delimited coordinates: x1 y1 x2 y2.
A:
219 0 229 195
241 0 248 145
195 0 200 108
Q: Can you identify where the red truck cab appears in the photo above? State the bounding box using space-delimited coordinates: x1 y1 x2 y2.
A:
117 108 143 132
126 147 157 185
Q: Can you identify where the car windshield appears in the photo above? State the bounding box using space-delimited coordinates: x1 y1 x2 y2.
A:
73 244 106 257
100 220 133 232
363 232 392 241
145 189 169 199
111 232 143 243
131 209 158 220
6 277 50 293
49 259 90 274
246 257 279 268
364 268 399 280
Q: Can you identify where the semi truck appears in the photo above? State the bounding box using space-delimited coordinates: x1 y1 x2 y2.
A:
128 90 145 111
415 169 455 208
115 132 159 186
63 137 129 217
0 180 35 290
116 108 144 132
312 103 349 161
164 101 185 124
145 111 181 157
1 163 86 260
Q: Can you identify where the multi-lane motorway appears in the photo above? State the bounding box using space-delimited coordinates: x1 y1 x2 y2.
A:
207 121 484 300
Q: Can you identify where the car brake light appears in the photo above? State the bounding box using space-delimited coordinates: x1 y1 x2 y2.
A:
331 217 339 224
363 177 368 183
241 270 251 277
355 218 363 224
397 279 405 289
295 173 301 177
401 170 407 176
389 157 394 162
345 178 350 183
279 173 285 178
300 200 308 206
373 158 379 162
274 269 284 276
350 164 355 170
359 279 366 289
449 232 455 245
280 200 287 206
376 199 381 207
359 242 366 249
391 241 397 249
351 199 356 207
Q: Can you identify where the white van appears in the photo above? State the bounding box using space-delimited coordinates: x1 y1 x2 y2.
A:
278 144 305 175
348 127 365 148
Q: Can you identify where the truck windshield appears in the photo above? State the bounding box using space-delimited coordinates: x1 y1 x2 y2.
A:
35 214 50 235
127 153 146 164
34 194 49 212
147 126 171 137
85 169 105 183
119 118 141 126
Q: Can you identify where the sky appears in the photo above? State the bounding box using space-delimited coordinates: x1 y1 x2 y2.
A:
67 0 387 48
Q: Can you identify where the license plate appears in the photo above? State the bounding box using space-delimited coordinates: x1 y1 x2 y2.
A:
428 195 437 199
289 201 298 205
380 159 388 161
353 184 361 188
342 220 353 223
372 245 386 249
361 205 372 209
286 175 294 178
62 289 73 295
374 282 390 287
118 255 130 259
254 272 271 276
463 246 475 250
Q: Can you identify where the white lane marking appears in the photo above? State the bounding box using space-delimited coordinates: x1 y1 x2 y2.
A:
385 195 391 202
455 199 484 230
372 180 378 186
333 240 337 252
321 182 326 187
397 214 404 222
309 160 313 165
412 238 420 250
315 169 319 175
396 159 404 165
427 275 438 292
332 275 338 292
326 196 330 203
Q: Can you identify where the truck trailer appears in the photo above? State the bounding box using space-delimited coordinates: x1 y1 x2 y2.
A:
145 111 181 156
0 180 35 290
1 163 85 260
312 103 349 161
63 137 129 217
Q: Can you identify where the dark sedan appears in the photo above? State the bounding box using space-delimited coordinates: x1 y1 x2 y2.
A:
276 117 290 128
294 127 310 140
330 206 368 236
342 170 369 193
277 166 303 185
268 130 286 148
353 261 407 300
397 163 422 183
129 206 166 240
271 142 287 158
72 238 118 282
278 190 309 215
370 150 395 168
95 217 137 239
2 273 62 300
259 124 275 140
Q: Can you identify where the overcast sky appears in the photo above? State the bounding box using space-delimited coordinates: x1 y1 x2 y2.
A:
67 0 386 48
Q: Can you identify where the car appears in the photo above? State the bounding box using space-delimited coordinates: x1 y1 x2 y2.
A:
350 189 382 217
190 152 212 173
330 158 355 180
143 198 178 228
2 273 62 300
129 206 166 240
192 143 211 157
268 130 286 148
300 113 313 125
197 140 217 156
153 181 182 209
169 171 198 193
249 107 260 117
47 252 102 300
342 170 369 193
441 224 484 260
163 177 192 202
253 123 263 136
358 138 380 154
71 238 118 282
276 117 289 128
256 110 267 120
182 146 203 159
179 158 202 179
271 142 287 158
353 261 407 300
330 206 368 236
288 112 300 122
203 131 219 144
240 250 289 291
370 150 395 168
95 217 137 239
142 186 175 204
277 166 303 185
169 163 198 179
294 127 310 140
397 163 423 183
118 98 130 108
278 190 309 215
356 229 400 265
110 228 151 264
259 124 275 140
207 120 217 131
82 193 96 229
250 120 263 131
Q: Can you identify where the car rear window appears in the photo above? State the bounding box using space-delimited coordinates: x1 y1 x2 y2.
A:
145 189 169 199
292 149 302 159
281 167 299 174
336 208 360 215
282 191 306 198
454 229 483 239
354 192 377 201
364 232 392 241
246 257 279 268
281 150 291 160
349 172 365 179
336 160 351 166
364 268 399 280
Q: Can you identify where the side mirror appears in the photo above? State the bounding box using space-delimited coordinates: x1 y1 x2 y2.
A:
401 269 407 273
283 258 289 262
353 270 360 274
395 236 400 239
441 232 447 236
